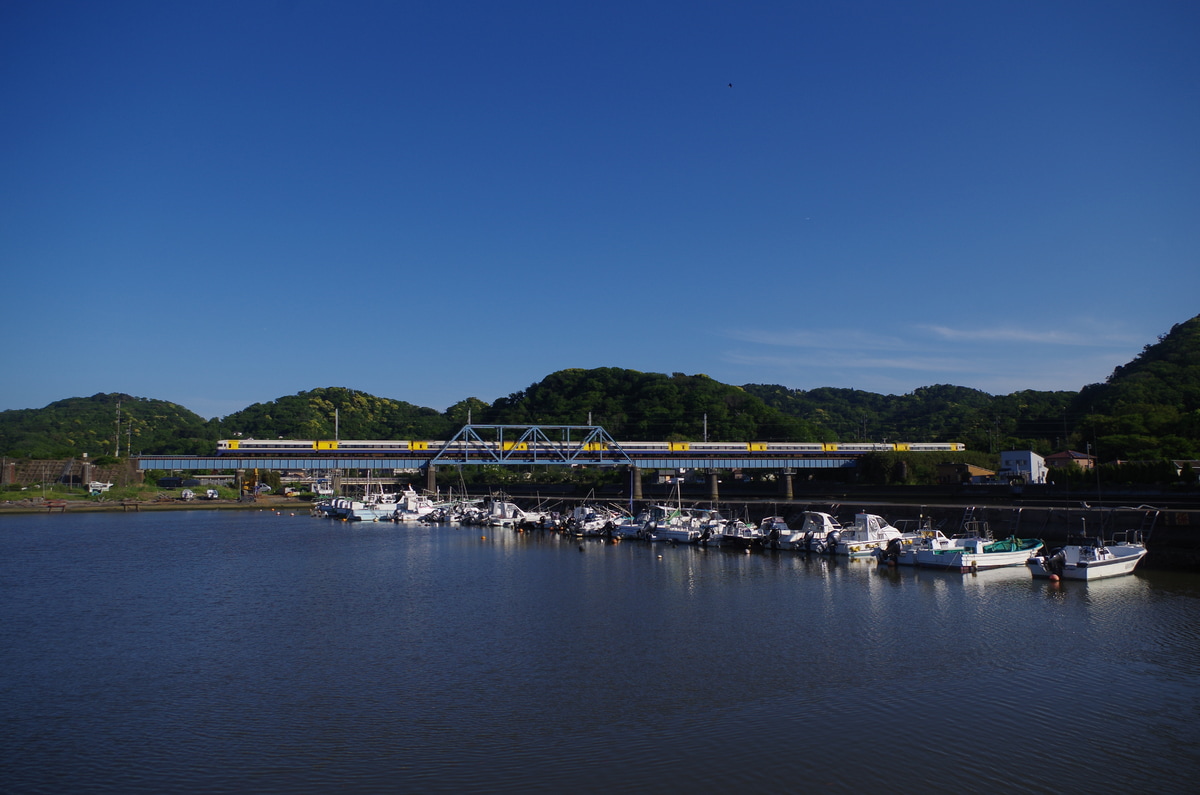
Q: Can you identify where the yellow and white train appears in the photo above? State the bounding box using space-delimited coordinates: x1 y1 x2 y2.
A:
216 439 965 455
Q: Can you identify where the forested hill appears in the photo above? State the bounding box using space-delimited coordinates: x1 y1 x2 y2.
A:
1073 314 1200 460
0 394 215 458
481 369 830 442
219 387 452 441
2 316 1197 460
741 383 1077 455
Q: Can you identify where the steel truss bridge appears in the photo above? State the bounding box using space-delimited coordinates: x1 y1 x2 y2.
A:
137 424 861 473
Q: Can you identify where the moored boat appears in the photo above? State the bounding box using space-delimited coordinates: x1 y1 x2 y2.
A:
827 513 919 557
1030 532 1147 581
645 505 705 543
716 519 762 548
891 530 1043 571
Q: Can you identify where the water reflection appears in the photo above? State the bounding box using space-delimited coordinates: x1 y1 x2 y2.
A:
1 512 1198 795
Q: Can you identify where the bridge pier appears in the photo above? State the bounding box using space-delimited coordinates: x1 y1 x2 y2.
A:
425 464 437 494
708 470 719 502
631 465 642 501
782 469 794 501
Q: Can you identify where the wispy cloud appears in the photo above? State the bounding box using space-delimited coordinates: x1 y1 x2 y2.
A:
918 323 1143 347
722 350 975 373
714 323 1139 395
723 328 908 351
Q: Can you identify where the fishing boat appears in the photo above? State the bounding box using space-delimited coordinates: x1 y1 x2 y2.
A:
346 490 401 521
643 482 701 543
1029 531 1147 581
875 515 1043 570
483 499 546 527
760 515 807 550
391 487 437 521
760 511 846 552
828 513 919 557
716 518 764 548
645 506 705 543
565 504 622 537
888 530 1043 571
610 509 652 539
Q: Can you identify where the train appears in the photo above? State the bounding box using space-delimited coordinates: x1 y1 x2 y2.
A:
215 439 966 455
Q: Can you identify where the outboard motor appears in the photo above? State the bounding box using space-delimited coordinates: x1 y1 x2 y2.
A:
803 530 815 552
1043 548 1067 577
825 530 841 555
765 523 780 550
880 537 903 564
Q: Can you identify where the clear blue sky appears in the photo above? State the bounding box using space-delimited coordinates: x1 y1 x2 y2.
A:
3 0 1197 419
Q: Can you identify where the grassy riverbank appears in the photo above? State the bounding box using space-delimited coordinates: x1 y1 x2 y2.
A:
0 487 310 515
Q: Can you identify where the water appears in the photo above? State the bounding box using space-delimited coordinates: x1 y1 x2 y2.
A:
2 510 1198 794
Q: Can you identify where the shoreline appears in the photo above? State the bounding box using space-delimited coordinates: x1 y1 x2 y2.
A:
0 495 309 515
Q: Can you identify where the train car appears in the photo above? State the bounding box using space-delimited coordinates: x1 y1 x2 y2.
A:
834 443 902 452
764 443 826 453
216 439 319 453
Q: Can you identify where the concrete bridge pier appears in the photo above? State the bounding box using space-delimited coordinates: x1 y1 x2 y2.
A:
425 465 437 494
708 470 719 502
631 465 642 501
781 469 794 501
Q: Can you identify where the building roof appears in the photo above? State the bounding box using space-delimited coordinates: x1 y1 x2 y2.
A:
1046 450 1095 461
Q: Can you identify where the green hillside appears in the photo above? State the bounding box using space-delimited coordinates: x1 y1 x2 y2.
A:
219 387 453 441
742 383 1076 454
482 368 831 442
1072 315 1200 460
0 393 217 458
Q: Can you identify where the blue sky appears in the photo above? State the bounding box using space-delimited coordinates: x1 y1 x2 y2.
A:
2 0 1197 419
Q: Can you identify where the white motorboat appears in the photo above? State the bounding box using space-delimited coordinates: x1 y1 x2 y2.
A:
1029 532 1147 581
391 487 437 521
346 490 401 521
884 528 1043 571
565 505 623 536
760 515 805 549
610 509 652 539
484 499 546 527
761 512 845 552
828 513 919 557
716 518 764 548
645 505 705 543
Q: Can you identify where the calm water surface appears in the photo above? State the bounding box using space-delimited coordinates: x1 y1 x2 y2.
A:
2 510 1198 793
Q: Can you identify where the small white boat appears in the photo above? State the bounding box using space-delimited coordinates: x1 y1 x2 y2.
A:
645 506 705 543
610 509 652 539
760 515 807 549
565 505 623 536
828 513 919 557
391 487 437 521
716 517 764 548
888 529 1043 571
346 490 401 521
1030 532 1147 581
484 499 546 527
760 512 851 552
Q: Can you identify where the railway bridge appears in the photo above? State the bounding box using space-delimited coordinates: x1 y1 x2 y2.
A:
137 424 956 501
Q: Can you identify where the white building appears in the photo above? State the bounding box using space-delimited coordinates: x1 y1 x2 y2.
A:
998 451 1048 485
